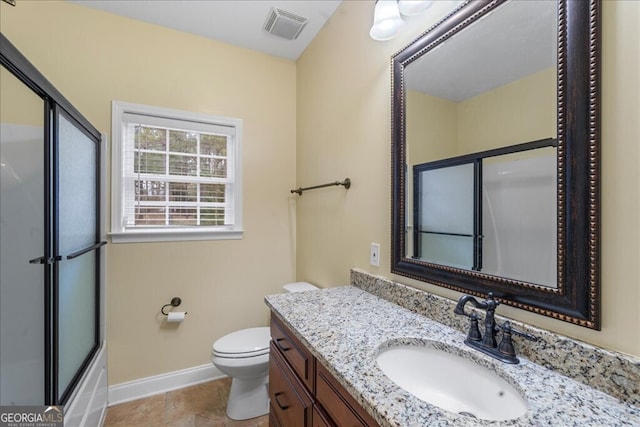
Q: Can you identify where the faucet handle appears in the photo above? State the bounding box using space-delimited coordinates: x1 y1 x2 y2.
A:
497 322 516 357
502 322 538 342
466 312 482 342
496 321 538 361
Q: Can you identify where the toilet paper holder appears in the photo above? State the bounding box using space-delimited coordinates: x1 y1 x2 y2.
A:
161 297 188 316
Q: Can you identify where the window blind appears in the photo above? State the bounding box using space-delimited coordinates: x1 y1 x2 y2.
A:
120 113 236 229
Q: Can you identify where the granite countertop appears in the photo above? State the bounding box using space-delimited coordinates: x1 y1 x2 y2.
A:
264 286 640 427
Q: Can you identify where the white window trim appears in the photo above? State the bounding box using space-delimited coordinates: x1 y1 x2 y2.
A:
110 101 243 243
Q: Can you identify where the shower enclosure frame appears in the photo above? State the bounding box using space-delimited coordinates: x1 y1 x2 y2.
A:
412 137 557 277
1 32 105 406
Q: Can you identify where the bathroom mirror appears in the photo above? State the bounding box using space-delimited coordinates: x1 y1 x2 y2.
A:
391 0 600 329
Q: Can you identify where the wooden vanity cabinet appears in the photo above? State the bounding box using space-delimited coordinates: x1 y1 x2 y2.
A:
315 363 379 427
312 404 335 427
271 314 315 391
269 314 380 427
269 341 313 426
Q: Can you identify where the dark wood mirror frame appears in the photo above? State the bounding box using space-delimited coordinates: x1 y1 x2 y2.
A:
391 0 600 329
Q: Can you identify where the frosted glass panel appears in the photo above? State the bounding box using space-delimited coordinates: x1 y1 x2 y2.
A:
57 113 98 398
482 155 557 286
0 67 45 404
419 163 474 234
58 115 96 254
58 254 96 397
419 234 474 269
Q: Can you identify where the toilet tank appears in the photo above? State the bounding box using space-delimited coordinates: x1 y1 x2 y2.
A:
283 282 318 293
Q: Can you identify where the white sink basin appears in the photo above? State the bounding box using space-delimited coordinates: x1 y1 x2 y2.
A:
376 343 528 421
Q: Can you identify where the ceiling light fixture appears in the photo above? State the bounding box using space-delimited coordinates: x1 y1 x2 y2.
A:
370 0 433 41
370 0 405 41
397 0 433 16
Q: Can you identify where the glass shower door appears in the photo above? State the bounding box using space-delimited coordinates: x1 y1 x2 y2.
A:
55 110 100 402
1 33 104 410
415 162 476 269
0 66 46 405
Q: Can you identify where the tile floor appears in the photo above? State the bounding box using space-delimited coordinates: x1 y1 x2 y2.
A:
103 377 269 427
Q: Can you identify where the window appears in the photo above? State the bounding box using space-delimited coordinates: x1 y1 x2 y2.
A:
111 101 243 243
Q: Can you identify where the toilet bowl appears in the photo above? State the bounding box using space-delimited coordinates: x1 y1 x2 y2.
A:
211 327 270 420
211 281 318 420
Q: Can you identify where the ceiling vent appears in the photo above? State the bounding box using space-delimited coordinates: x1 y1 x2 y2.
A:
264 8 309 41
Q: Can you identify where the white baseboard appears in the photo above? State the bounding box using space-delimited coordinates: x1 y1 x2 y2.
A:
108 364 225 406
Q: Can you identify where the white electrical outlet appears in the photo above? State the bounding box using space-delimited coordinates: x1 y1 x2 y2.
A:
370 243 380 267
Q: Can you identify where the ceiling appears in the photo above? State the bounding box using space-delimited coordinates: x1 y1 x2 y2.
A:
405 1 557 102
69 0 343 61
68 1 555 101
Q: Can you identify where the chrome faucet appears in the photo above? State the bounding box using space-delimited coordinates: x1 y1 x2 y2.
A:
454 293 537 364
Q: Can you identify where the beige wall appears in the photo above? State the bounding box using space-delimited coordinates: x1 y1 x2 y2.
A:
407 67 556 165
457 67 557 154
406 90 457 165
0 68 44 125
1 1 297 384
2 0 638 387
297 1 640 358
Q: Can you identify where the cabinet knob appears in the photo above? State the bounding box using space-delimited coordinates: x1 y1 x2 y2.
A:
275 338 292 352
274 392 290 410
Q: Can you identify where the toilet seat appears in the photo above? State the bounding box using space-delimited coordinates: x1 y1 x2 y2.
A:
212 327 270 359
283 282 318 292
209 283 318 420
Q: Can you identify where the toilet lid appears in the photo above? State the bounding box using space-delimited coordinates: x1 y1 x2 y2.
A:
212 326 270 356
283 282 318 292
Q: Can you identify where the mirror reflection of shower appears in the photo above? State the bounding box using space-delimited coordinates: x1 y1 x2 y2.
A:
482 153 557 287
412 141 557 288
403 0 558 288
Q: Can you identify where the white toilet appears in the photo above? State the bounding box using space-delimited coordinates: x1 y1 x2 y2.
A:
211 281 318 420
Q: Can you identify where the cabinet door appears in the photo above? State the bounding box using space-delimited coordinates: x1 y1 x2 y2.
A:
269 342 313 427
271 314 314 391
269 411 282 427
312 404 335 427
315 362 379 427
